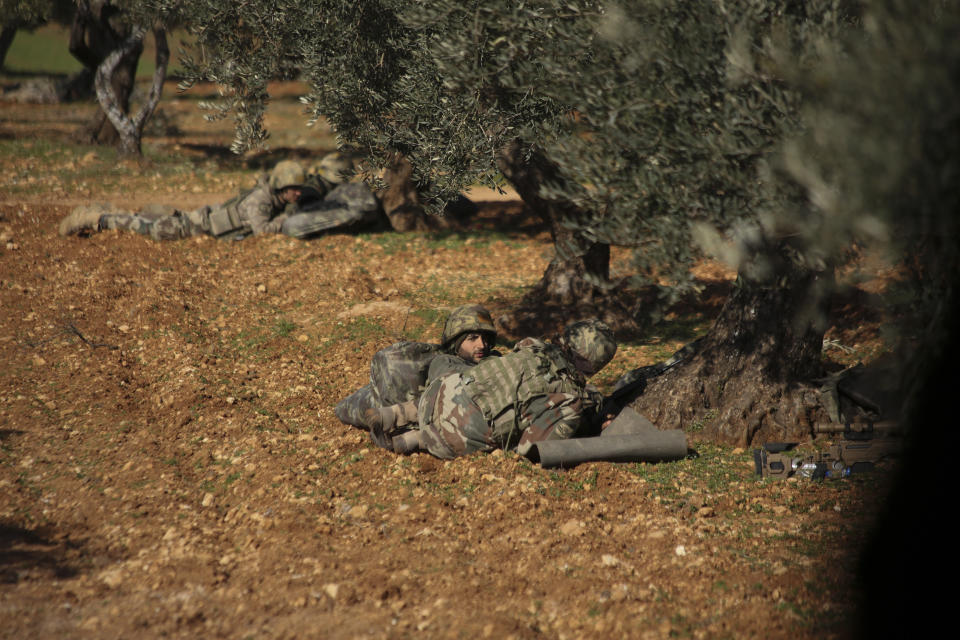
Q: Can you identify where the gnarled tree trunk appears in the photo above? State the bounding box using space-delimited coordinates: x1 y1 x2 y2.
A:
95 26 168 156
633 238 835 446
0 25 18 69
497 140 626 333
378 154 477 231
69 0 142 146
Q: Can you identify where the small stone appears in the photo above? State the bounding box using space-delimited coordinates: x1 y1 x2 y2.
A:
675 545 687 556
323 583 339 600
559 519 584 536
80 617 101 630
99 568 123 587
601 554 619 567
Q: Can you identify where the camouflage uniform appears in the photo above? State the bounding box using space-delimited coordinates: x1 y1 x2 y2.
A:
334 304 498 429
281 152 382 238
98 174 288 241
414 320 617 459
62 158 379 241
281 182 381 239
417 338 600 458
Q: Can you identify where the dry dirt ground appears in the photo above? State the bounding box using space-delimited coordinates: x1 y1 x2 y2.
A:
0 80 897 639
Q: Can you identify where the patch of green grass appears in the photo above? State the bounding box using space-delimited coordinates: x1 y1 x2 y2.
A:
330 316 389 346
272 317 297 337
624 444 751 508
357 231 418 255
4 28 83 75
398 274 458 305
688 410 717 433
541 468 598 497
423 230 525 251
223 472 243 488
1 134 251 197
232 326 271 353
408 307 444 334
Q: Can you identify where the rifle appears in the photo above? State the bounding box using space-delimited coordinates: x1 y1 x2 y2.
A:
603 338 704 416
754 428 901 480
814 420 900 436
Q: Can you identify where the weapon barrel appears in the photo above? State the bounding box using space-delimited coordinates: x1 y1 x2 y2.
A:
529 431 688 468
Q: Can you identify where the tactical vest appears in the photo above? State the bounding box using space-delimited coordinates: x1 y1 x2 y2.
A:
208 187 255 236
461 342 585 424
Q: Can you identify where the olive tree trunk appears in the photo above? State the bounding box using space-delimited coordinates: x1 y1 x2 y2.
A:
0 25 17 69
94 26 168 156
496 140 623 332
632 238 834 446
68 0 142 147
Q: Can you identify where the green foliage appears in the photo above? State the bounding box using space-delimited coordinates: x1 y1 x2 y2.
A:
272 317 297 338
157 1 853 294
789 0 960 349
0 0 73 30
158 0 953 349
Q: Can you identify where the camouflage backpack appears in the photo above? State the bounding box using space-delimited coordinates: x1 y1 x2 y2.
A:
370 341 441 405
334 341 440 427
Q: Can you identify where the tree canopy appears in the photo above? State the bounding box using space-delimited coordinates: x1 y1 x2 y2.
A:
158 1 862 297
149 0 959 442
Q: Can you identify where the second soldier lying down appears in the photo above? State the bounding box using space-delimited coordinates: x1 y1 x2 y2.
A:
369 319 617 459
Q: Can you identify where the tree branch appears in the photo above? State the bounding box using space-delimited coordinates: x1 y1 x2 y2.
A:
133 28 169 132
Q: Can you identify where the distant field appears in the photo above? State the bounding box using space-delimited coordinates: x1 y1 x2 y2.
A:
4 24 192 77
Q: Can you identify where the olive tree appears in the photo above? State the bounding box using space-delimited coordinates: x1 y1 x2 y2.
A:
159 0 619 319
158 0 942 444
790 0 960 418
68 1 170 155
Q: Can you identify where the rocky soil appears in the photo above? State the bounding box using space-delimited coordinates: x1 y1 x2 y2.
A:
0 79 897 639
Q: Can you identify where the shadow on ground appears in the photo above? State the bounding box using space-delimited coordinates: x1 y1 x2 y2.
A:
0 522 80 585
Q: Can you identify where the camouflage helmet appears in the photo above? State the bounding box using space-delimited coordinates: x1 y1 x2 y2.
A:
313 152 357 185
269 160 306 190
441 304 497 347
561 319 617 376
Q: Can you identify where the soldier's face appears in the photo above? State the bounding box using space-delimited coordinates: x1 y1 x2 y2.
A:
458 333 490 364
281 186 303 203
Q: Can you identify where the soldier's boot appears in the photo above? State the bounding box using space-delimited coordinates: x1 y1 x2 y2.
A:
364 401 418 451
58 204 111 236
391 430 422 455
369 418 393 451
